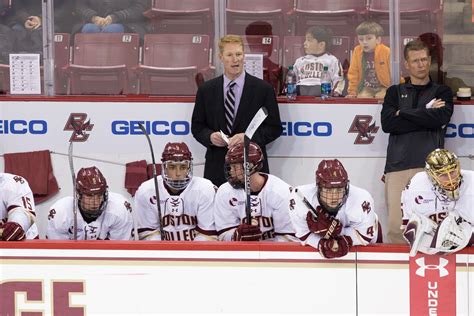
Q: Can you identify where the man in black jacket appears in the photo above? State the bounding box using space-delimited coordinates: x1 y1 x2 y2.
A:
191 34 282 187
381 40 453 244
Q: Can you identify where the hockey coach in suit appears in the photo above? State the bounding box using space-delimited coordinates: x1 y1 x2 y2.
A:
191 34 282 187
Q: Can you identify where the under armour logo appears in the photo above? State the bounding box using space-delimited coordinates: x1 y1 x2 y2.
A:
415 257 449 277
401 94 408 98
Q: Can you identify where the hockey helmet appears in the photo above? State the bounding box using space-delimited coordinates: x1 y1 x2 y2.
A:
425 148 461 201
161 142 193 190
76 166 108 222
224 142 264 189
315 159 350 214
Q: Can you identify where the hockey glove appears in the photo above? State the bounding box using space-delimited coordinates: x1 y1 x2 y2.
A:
429 213 473 255
0 222 26 241
318 235 353 259
306 208 342 239
232 224 262 241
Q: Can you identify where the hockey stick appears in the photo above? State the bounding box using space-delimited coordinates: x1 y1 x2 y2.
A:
243 107 268 224
294 187 319 219
68 141 78 240
138 123 165 240
67 118 92 240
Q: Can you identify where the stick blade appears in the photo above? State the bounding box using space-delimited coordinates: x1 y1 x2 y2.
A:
245 107 268 140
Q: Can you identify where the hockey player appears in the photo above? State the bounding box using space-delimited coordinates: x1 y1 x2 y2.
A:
134 142 217 241
214 141 297 242
0 173 38 241
289 159 381 258
402 149 474 256
46 167 133 240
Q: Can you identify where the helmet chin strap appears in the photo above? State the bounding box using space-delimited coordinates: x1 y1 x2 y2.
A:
77 192 108 223
317 184 350 215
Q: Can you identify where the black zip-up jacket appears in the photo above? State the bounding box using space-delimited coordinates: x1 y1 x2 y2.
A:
381 80 453 173
73 0 150 38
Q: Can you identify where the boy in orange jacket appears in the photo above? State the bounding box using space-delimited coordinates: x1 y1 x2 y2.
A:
347 21 391 99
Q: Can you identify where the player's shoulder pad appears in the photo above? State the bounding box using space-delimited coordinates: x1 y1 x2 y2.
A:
345 185 375 219
1 173 32 193
188 176 215 192
107 192 132 215
215 181 233 196
49 196 74 221
293 183 316 201
136 176 163 195
405 171 431 191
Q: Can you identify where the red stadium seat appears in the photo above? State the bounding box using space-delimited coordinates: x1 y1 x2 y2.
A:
67 33 140 95
145 0 214 40
242 35 281 93
368 0 443 36
294 0 367 36
0 63 9 94
283 35 351 73
135 34 213 95
54 33 70 95
226 0 294 39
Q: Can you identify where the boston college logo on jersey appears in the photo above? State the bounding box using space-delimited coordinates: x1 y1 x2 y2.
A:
64 113 94 142
348 115 379 145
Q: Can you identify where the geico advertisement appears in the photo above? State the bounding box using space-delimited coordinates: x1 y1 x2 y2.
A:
0 101 472 156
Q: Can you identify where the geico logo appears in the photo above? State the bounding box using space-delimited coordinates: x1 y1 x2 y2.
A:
0 119 47 134
445 123 474 138
112 120 190 135
281 121 332 136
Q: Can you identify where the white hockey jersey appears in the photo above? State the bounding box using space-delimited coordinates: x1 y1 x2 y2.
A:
214 174 298 242
0 173 38 239
293 53 345 94
402 170 474 229
134 176 217 241
46 192 133 240
289 183 380 250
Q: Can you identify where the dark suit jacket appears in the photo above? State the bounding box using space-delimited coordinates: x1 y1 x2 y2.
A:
191 72 282 187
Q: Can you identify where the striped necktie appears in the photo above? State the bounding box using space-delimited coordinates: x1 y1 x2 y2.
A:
224 81 237 135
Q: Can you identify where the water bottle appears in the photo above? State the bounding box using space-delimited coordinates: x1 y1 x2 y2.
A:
321 66 332 100
286 66 297 101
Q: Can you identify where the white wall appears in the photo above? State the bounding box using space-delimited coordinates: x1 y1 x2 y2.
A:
1 101 473 238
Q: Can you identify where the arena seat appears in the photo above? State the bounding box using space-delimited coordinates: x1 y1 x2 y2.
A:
226 0 294 39
145 0 214 40
0 63 9 94
135 34 213 95
67 33 139 95
242 35 281 94
283 35 351 74
54 33 70 95
294 0 367 37
368 0 443 36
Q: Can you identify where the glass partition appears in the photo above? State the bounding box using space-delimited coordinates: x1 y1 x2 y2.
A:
0 0 472 98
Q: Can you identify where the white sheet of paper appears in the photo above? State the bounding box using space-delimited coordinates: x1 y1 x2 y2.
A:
425 98 436 109
9 54 41 95
220 130 230 144
244 54 264 79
